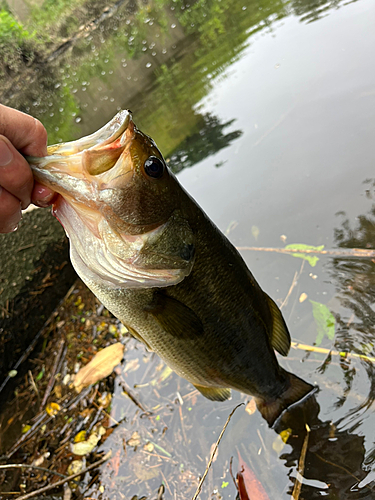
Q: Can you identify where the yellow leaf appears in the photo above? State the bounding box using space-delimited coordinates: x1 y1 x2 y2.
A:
74 343 125 393
299 293 308 303
46 402 61 417
74 430 87 443
272 428 292 454
143 442 154 452
22 424 31 434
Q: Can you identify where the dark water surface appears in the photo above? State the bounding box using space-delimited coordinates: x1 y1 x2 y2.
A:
3 0 375 497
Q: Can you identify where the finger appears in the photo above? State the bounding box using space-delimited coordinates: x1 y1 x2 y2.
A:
0 186 22 233
0 136 34 209
0 104 48 156
31 182 56 207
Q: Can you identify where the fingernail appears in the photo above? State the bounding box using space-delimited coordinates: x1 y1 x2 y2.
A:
0 138 13 166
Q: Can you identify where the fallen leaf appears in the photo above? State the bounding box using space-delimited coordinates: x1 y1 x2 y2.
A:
272 428 292 454
74 430 87 443
46 402 61 417
72 430 102 456
310 300 335 346
299 293 308 303
245 399 257 416
54 384 62 399
127 431 141 447
237 451 270 500
67 459 84 476
74 343 125 392
143 441 154 452
285 243 325 267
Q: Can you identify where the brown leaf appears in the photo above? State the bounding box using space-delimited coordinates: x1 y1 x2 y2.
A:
74 343 125 392
237 451 270 500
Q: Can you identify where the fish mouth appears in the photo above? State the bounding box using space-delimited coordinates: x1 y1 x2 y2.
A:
28 110 133 209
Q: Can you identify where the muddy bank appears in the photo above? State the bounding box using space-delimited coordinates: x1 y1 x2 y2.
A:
0 208 76 397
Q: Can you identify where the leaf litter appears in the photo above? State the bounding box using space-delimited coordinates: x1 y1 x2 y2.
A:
1 238 374 499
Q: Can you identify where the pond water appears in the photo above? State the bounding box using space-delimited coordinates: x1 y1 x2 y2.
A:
2 0 375 497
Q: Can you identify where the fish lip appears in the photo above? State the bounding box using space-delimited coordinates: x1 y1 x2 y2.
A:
27 110 134 201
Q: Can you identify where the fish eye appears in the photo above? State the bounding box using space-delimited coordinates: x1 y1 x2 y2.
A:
144 156 165 179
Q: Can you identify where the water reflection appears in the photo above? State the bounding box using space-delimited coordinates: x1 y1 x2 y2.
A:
168 113 242 173
276 398 373 499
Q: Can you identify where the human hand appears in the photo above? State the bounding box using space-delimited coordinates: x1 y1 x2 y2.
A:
0 104 56 233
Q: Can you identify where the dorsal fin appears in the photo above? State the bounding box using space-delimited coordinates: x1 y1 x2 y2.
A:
265 294 291 356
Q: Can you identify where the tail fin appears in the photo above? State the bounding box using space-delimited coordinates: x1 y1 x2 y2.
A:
255 371 316 428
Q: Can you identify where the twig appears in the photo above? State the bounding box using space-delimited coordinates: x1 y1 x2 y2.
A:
161 470 173 496
192 403 244 500
16 451 112 500
0 463 67 478
120 380 149 413
237 246 375 258
280 270 298 310
292 424 310 499
40 339 65 409
6 414 51 459
179 405 188 445
314 453 374 491
291 342 375 363
229 456 237 489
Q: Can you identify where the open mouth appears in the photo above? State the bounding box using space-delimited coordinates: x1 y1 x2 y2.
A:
28 110 133 201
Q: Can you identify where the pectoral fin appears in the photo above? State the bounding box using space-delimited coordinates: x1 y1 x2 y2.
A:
127 325 153 351
194 384 231 401
265 294 291 356
144 292 204 339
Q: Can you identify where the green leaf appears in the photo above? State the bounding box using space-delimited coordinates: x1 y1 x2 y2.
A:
310 300 335 346
285 244 325 267
35 367 44 381
221 481 229 489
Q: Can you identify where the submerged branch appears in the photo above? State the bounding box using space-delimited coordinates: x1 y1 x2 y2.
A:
292 424 310 499
0 463 67 478
192 403 244 500
237 246 375 258
291 342 375 364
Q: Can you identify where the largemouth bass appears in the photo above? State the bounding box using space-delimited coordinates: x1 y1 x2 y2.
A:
29 110 314 426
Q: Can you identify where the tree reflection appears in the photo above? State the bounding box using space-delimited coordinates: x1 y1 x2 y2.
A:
324 180 375 416
290 0 351 23
167 113 242 174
